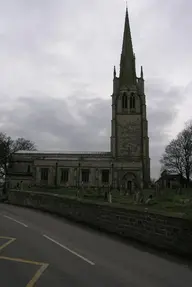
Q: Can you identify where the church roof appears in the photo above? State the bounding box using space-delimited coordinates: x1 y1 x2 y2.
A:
15 150 111 157
16 150 110 154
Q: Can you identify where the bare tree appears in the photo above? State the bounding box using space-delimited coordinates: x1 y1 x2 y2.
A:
0 132 36 178
179 125 192 183
160 123 192 186
160 139 183 175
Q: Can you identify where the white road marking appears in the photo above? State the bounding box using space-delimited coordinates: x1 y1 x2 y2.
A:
3 215 28 228
43 234 95 266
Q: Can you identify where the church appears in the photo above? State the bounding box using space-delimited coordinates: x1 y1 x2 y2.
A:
8 7 150 191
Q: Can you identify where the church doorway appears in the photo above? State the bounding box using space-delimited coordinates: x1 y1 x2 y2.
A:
121 172 137 194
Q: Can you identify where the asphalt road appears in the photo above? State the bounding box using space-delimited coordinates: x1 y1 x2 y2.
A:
0 204 192 287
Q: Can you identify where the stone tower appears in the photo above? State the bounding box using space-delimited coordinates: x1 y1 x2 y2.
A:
110 6 150 187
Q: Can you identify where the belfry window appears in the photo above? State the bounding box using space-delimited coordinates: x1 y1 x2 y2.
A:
122 92 128 109
130 94 136 109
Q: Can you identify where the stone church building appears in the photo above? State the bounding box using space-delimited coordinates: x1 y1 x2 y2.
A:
8 7 150 191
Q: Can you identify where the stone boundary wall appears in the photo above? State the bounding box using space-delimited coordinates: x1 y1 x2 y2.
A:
7 191 192 257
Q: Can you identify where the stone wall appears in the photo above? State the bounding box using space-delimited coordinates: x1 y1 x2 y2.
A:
7 191 192 257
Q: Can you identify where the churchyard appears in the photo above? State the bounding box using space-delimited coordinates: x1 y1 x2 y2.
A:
24 185 192 219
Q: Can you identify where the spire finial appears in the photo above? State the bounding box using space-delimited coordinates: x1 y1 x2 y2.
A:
125 1 128 18
141 66 143 79
113 66 116 78
126 1 129 15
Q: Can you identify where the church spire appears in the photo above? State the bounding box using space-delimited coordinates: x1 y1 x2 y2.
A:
119 5 136 88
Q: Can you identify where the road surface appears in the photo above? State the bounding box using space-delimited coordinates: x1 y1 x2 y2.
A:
0 203 192 287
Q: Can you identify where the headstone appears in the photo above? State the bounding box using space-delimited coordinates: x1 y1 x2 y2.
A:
108 192 112 203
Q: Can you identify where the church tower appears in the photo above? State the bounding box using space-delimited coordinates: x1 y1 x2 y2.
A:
111 6 150 187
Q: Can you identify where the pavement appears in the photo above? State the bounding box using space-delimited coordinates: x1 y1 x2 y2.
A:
0 204 192 287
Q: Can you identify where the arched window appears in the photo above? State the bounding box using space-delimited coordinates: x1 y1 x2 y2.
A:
130 93 136 109
122 92 128 109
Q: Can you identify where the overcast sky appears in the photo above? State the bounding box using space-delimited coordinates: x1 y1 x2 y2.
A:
0 0 191 179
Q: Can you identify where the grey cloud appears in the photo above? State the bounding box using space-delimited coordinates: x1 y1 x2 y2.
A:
146 80 183 176
147 79 182 142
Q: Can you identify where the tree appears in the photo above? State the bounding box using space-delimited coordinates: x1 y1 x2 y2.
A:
0 132 36 178
160 123 192 185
